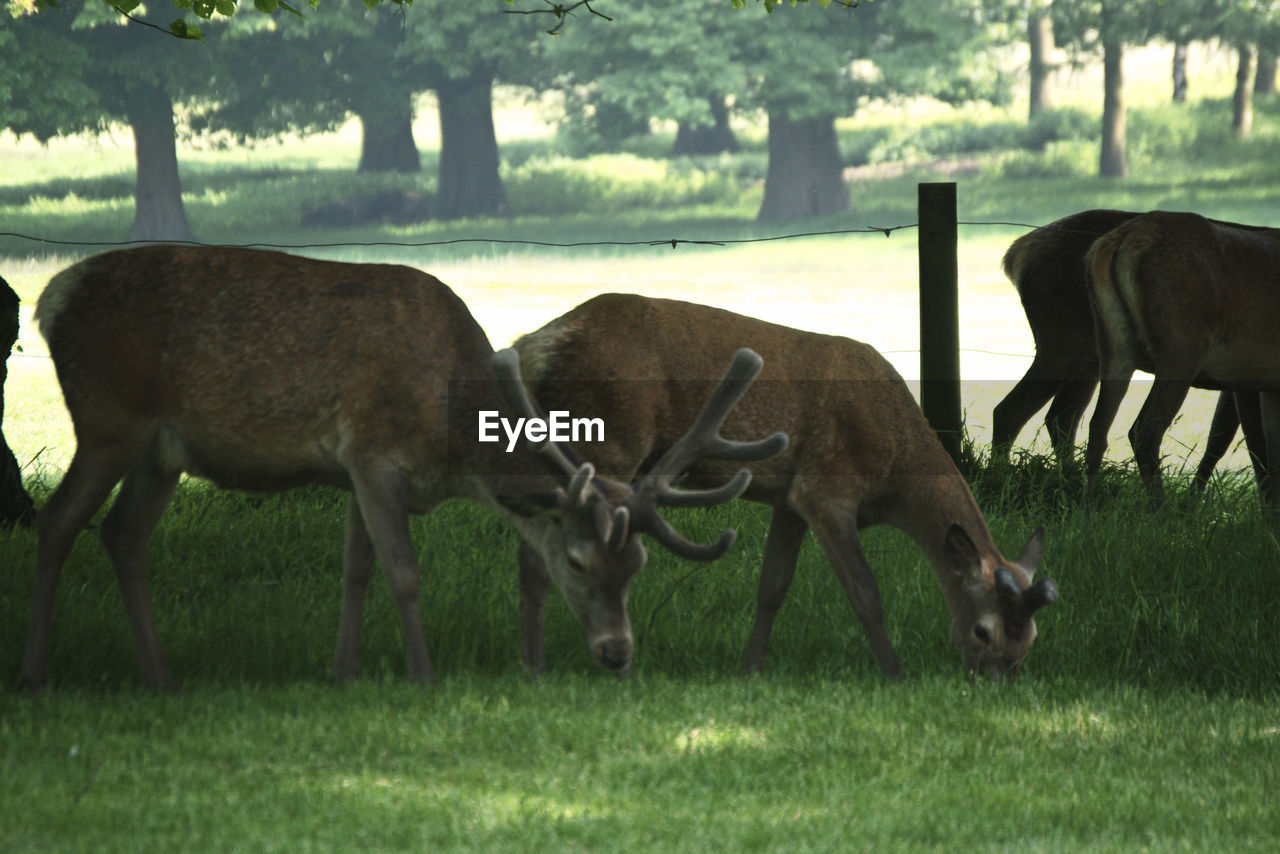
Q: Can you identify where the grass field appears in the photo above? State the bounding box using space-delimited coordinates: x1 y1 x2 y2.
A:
3 43 1280 852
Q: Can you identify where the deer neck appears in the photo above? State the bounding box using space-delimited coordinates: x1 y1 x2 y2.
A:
893 470 1001 612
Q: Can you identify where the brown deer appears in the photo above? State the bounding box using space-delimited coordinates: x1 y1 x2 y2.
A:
513 294 1058 678
19 245 784 690
1084 210 1280 508
994 209 1264 489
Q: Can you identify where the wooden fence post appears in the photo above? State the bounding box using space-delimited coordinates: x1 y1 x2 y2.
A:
918 182 962 463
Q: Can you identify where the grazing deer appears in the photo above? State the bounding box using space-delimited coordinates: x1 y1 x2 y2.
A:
19 245 784 690
994 209 1263 489
514 294 1058 678
1085 210 1280 508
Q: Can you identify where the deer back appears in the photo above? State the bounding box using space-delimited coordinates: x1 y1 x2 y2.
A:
37 244 493 493
516 293 962 512
1087 211 1280 388
1001 209 1139 362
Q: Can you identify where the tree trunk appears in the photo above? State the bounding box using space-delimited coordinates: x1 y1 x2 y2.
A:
1099 25 1127 178
1172 42 1188 102
356 95 421 174
435 72 508 220
673 96 740 155
1233 44 1256 138
757 111 848 222
0 276 35 528
1027 11 1054 119
125 83 194 243
1256 48 1276 95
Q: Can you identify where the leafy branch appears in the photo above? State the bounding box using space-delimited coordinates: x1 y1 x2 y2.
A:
502 0 613 35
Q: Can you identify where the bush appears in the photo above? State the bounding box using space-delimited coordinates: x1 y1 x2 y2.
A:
503 153 744 215
838 109 1092 169
986 140 1095 180
1019 107 1094 151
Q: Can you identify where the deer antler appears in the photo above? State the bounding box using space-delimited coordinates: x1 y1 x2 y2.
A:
492 348 587 480
492 348 626 546
491 347 787 562
994 567 1059 617
622 348 789 560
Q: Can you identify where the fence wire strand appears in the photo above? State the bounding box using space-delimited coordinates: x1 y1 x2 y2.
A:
0 217 1121 366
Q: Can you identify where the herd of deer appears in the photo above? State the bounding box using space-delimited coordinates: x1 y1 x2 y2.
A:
15 206 1278 691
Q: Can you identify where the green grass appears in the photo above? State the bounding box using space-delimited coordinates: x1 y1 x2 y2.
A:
3 675 1278 853
6 467 1274 850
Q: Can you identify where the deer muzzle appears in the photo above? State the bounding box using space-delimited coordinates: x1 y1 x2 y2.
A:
591 634 634 672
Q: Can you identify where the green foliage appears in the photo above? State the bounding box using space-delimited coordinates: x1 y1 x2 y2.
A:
503 154 744 215
838 107 1095 168
988 140 1096 180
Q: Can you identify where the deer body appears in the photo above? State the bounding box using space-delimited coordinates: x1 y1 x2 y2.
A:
994 209 1262 488
515 294 1056 678
21 246 781 689
1085 210 1280 507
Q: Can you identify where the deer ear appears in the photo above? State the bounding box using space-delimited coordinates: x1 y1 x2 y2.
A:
943 523 983 582
1014 525 1046 575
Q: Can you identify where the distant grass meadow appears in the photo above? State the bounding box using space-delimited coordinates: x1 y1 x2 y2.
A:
4 53 1280 851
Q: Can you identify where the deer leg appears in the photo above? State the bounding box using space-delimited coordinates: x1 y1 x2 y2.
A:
1085 371 1134 496
991 354 1069 460
1128 378 1192 505
1192 391 1240 493
518 542 551 675
1234 391 1270 500
333 496 376 681
794 499 901 678
20 439 145 690
742 505 808 675
345 461 433 684
98 445 182 689
1257 391 1280 513
1044 369 1098 465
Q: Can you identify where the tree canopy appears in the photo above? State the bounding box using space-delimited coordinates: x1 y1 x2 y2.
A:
21 0 848 41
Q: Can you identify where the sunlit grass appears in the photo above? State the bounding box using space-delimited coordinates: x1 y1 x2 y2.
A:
2 675 1278 852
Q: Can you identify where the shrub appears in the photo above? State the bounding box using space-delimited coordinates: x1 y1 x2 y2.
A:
503 153 743 215
1019 107 1094 151
988 140 1094 180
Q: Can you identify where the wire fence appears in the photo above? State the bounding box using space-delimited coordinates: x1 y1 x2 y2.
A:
0 217 1121 253
0 215 1125 367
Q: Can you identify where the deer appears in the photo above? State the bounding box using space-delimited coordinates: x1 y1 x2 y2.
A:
1084 210 1280 511
512 294 1059 679
993 208 1266 490
18 244 786 691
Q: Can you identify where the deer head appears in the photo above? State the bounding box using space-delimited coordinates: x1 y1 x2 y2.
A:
491 346 787 671
942 524 1057 678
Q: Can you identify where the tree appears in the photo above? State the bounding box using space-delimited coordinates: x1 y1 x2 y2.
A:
1257 47 1277 94
741 0 1007 220
1053 0 1168 178
1 3 350 241
261 2 423 173
546 0 1004 221
27 0 841 41
0 3 209 240
401 3 551 219
1142 0 1280 136
1172 42 1189 102
1214 1 1280 138
543 0 748 156
1027 3 1055 118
